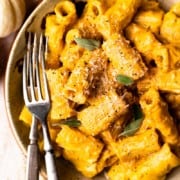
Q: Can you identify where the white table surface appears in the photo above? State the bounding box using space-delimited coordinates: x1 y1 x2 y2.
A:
0 86 26 180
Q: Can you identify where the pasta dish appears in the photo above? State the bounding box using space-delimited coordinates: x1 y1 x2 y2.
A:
19 0 180 179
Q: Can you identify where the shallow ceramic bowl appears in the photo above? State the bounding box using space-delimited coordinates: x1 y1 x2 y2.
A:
5 0 180 179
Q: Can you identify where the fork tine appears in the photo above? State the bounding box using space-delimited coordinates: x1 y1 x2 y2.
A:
29 33 37 101
23 32 33 103
27 32 32 79
40 34 49 101
35 33 43 100
23 53 28 103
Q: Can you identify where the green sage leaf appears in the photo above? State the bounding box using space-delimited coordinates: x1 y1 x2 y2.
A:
74 37 101 51
116 74 134 86
119 118 142 136
119 104 144 137
61 117 81 127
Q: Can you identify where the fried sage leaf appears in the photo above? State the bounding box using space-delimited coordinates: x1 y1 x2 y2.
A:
52 117 81 128
116 74 134 86
74 37 101 51
61 117 82 127
119 104 144 137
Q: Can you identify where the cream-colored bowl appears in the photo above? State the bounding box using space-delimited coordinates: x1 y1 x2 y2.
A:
5 0 180 179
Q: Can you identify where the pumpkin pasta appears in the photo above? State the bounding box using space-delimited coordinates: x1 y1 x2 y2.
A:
19 0 180 179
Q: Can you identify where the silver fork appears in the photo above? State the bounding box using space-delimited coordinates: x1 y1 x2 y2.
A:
23 32 58 180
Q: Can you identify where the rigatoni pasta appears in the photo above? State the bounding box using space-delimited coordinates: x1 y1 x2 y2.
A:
125 23 170 71
56 125 104 177
102 33 147 80
160 2 180 46
104 129 161 161
107 144 180 180
45 0 77 68
78 90 128 136
139 88 179 145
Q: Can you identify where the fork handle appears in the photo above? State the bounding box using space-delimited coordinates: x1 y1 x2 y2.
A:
26 143 39 180
26 117 39 180
45 151 58 180
42 122 58 180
